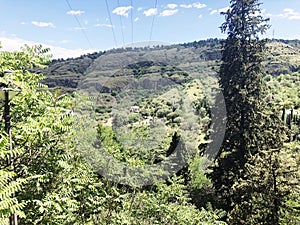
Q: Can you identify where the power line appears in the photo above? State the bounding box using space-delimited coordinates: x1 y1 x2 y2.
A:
65 0 93 49
117 0 125 46
149 0 158 42
104 0 118 47
130 0 134 43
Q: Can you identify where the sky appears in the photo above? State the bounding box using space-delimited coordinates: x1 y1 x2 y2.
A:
0 0 300 59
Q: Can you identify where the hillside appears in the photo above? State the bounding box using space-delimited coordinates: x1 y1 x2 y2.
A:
40 38 300 93
39 38 300 146
41 38 222 92
38 38 300 162
1 27 299 225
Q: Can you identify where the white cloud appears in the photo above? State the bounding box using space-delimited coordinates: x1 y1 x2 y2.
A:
180 2 206 9
67 10 85 15
160 9 178 17
289 14 300 19
210 7 229 15
48 47 95 59
134 17 139 22
278 8 300 20
192 2 206 9
20 22 27 25
0 36 96 59
219 6 230 13
283 8 294 13
198 14 203 19
112 6 133 17
180 4 193 9
94 24 113 28
137 7 143 11
167 4 178 9
210 10 218 15
143 8 158 17
32 21 55 28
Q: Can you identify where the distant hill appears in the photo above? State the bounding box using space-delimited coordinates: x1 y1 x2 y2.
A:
38 38 300 149
39 38 300 93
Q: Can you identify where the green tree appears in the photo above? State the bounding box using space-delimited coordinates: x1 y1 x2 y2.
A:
0 44 52 223
0 44 227 225
0 45 105 224
209 0 291 224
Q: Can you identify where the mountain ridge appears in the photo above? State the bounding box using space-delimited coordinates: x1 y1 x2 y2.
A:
40 38 300 93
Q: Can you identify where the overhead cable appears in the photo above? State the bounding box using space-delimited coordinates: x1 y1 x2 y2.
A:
104 0 118 47
65 0 93 49
149 0 158 42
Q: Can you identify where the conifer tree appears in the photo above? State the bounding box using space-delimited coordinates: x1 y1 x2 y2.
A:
209 0 290 223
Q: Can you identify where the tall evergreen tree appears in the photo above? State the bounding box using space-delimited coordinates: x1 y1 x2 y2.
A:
209 0 289 223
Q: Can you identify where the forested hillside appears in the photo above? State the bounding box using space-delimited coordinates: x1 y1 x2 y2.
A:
0 0 299 224
40 38 300 144
41 38 300 91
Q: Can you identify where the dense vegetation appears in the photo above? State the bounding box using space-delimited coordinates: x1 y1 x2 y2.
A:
0 0 299 224
0 46 226 225
209 1 298 224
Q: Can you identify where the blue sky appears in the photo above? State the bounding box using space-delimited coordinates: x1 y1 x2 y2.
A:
1 0 300 59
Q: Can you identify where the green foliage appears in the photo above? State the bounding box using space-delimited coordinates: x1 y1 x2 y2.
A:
266 72 300 109
0 170 26 221
209 0 295 224
211 0 272 203
0 45 104 224
2 30 298 224
78 120 226 224
88 176 227 225
0 44 52 222
279 142 300 224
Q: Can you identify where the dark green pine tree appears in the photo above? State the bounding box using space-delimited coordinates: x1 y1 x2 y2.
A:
210 0 288 224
